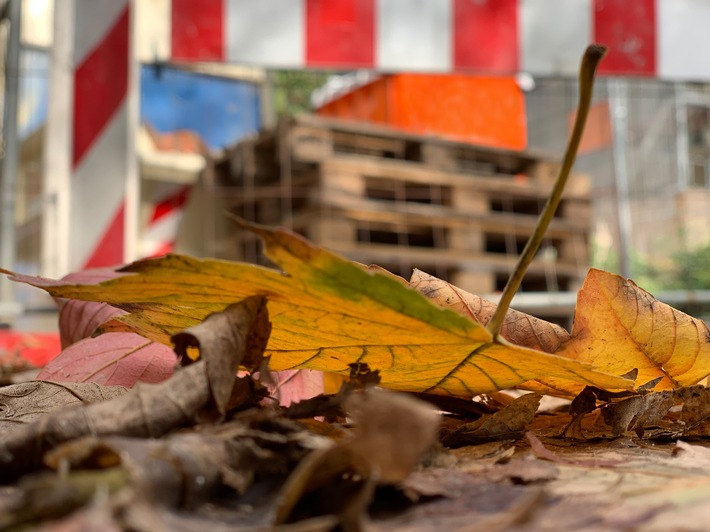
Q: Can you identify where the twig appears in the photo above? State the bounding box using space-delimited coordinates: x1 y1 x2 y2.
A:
487 44 607 339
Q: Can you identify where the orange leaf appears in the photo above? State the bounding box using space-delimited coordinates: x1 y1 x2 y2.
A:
558 269 710 389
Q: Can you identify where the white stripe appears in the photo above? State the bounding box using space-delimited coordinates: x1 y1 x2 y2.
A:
658 0 710 80
135 0 171 63
226 0 304 67
74 0 128 65
376 0 452 72
520 0 591 76
70 103 130 270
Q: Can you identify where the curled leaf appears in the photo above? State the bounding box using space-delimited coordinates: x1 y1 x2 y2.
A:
172 296 270 415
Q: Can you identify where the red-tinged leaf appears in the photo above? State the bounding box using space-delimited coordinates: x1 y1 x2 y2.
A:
58 300 123 349
58 268 127 349
270 369 325 407
37 332 178 387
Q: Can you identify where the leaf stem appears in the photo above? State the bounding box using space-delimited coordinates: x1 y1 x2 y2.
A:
486 44 607 339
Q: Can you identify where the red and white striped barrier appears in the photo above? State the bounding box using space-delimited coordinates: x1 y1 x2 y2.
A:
44 0 137 275
72 0 134 269
163 0 710 81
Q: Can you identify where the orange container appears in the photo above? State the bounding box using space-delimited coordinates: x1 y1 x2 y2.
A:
316 73 526 150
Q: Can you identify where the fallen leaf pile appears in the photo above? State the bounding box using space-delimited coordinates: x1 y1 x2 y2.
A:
4 222 710 529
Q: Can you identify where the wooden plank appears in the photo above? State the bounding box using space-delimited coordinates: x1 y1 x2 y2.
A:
291 194 589 239
320 154 590 200
332 130 406 157
293 114 558 165
421 143 459 171
557 234 589 263
329 242 582 277
450 270 496 294
448 187 488 252
290 125 333 162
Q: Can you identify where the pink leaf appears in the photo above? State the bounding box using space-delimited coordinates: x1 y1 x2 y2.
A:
270 370 325 407
37 332 178 387
58 300 124 349
57 268 128 349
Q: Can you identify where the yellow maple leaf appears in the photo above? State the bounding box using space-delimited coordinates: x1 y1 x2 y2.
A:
5 224 631 398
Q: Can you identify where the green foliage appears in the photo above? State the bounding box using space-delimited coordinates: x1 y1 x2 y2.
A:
629 242 710 292
670 243 710 290
272 70 331 116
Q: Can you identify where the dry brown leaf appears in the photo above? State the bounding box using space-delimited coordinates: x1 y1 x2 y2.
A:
345 390 440 484
441 393 541 448
172 295 270 415
273 390 440 527
0 381 127 432
0 297 269 482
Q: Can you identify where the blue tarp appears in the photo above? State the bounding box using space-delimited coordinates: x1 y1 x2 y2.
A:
140 65 261 150
14 55 260 150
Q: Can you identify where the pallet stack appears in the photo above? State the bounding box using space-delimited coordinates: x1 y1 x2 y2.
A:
214 114 591 296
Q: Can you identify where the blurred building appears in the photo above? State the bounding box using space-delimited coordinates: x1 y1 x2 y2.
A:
527 78 710 282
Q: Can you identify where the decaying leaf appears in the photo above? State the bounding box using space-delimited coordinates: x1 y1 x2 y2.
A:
172 296 270 415
602 392 676 438
441 393 542 447
0 380 127 432
274 390 440 528
3 223 631 399
564 384 710 439
1 467 129 529
1 413 331 528
0 362 210 481
559 268 710 390
0 297 268 481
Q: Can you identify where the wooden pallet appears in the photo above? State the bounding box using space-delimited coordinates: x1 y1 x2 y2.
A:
215 115 593 296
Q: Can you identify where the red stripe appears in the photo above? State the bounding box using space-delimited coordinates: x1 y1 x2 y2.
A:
150 185 192 224
171 0 224 61
72 7 129 167
453 0 518 71
306 0 374 68
594 0 655 76
83 202 125 269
